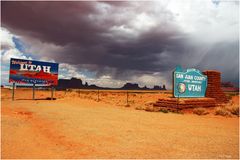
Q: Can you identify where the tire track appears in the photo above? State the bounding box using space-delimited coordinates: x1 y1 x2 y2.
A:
2 106 95 158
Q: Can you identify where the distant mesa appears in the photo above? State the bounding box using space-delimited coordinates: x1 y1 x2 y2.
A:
58 78 102 90
221 81 239 92
58 78 83 89
221 81 234 88
153 85 166 90
66 77 83 88
120 83 166 90
121 83 140 90
57 77 167 90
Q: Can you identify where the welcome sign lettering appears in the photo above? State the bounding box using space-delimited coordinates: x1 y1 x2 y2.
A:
173 66 207 98
9 58 59 86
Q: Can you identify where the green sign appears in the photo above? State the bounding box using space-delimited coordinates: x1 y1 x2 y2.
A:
173 66 207 98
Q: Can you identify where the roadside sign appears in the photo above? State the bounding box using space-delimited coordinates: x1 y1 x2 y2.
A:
173 66 207 97
9 58 59 86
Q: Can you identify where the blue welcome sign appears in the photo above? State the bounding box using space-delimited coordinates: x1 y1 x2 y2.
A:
173 66 207 98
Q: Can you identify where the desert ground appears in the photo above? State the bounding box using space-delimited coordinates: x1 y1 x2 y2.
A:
1 88 239 159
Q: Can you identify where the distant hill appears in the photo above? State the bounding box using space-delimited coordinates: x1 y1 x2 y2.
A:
120 83 140 90
221 82 239 92
120 82 166 90
56 77 166 90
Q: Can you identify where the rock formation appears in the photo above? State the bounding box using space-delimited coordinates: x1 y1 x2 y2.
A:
203 70 228 103
57 78 167 90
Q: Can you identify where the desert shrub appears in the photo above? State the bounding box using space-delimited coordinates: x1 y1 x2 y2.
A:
193 108 209 116
135 106 145 110
215 107 232 117
227 105 239 116
102 93 108 96
145 101 154 106
225 94 233 101
125 104 130 107
145 106 155 112
172 110 184 114
158 108 169 113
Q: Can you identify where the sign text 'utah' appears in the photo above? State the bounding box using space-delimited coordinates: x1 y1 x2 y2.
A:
9 58 59 86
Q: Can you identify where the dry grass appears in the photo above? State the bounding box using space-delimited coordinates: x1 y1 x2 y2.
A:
215 103 239 117
158 108 169 113
215 107 232 117
125 104 130 107
193 108 209 116
227 105 239 116
145 106 155 112
144 107 171 113
144 106 163 112
135 106 145 110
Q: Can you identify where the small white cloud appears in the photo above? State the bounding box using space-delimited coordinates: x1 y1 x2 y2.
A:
0 27 16 50
130 73 167 88
59 63 86 80
1 48 30 63
86 76 125 88
1 27 33 85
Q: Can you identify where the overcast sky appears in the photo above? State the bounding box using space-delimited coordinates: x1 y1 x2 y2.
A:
1 0 239 88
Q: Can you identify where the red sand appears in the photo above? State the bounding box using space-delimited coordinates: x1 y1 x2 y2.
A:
1 88 239 159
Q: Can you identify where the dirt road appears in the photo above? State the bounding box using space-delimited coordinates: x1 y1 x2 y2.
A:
1 89 239 159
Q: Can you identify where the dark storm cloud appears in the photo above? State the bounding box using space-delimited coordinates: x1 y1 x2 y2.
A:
1 1 103 46
1 1 239 86
1 1 184 71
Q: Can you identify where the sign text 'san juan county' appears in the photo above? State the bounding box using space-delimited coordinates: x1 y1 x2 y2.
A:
173 66 207 97
9 58 59 86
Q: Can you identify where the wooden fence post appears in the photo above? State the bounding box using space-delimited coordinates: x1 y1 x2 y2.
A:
126 91 129 105
51 86 54 100
97 90 100 101
33 83 36 100
12 83 15 101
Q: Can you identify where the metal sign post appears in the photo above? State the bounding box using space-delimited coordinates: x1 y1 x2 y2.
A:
33 83 35 100
12 83 15 101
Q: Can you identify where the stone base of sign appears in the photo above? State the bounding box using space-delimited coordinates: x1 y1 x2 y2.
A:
153 97 216 111
203 70 228 103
